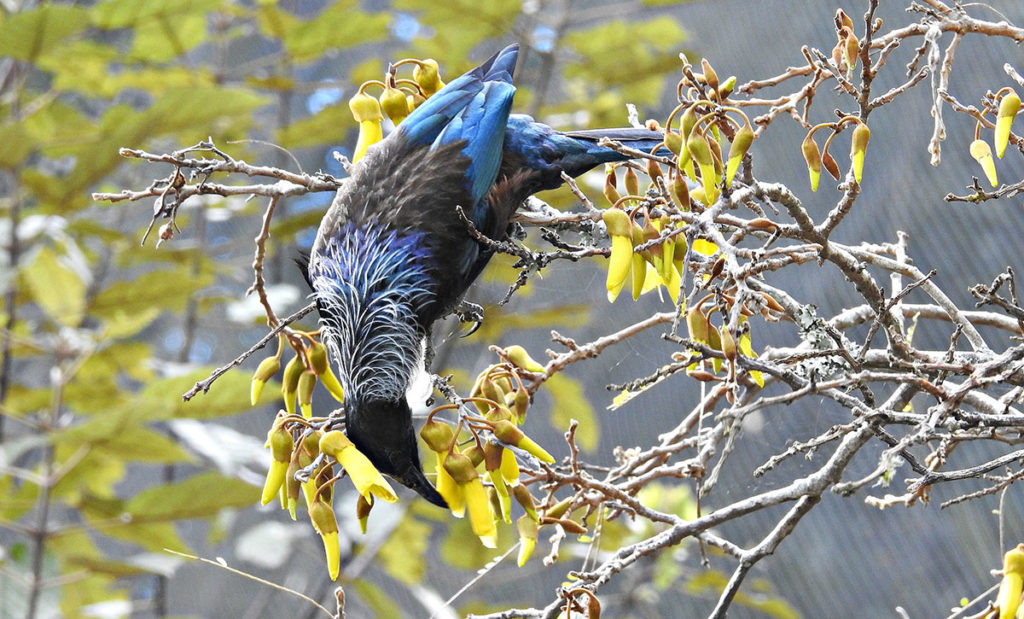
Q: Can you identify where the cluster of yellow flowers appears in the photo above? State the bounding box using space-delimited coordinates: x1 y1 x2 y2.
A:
421 345 554 563
347 56 444 162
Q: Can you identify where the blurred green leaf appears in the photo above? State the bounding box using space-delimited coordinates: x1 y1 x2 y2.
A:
22 247 87 327
92 0 225 62
277 102 352 149
393 0 522 62
0 122 33 168
90 265 214 319
133 368 254 420
439 517 512 569
352 580 404 618
126 471 256 520
0 5 90 61
378 514 430 585
53 411 193 464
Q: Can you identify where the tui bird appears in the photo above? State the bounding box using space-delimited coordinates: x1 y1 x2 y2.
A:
305 44 667 506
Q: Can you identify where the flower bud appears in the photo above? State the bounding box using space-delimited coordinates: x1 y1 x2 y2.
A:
687 130 719 203
250 356 281 405
686 307 709 344
285 457 301 519
822 149 841 181
701 58 719 95
544 496 573 520
504 345 546 373
380 84 410 125
844 29 860 71
512 388 530 424
646 158 663 182
356 494 373 534
664 131 683 156
802 133 822 191
511 483 538 521
516 514 539 567
297 369 316 418
718 75 736 99
420 417 455 453
624 166 640 197
413 58 444 95
850 122 870 184
726 123 753 187
970 139 998 187
603 167 621 205
721 325 737 363
280 355 303 416
996 90 1020 158
670 171 690 210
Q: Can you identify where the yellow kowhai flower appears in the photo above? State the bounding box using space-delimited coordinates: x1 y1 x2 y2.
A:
319 431 398 503
308 499 340 581
998 544 1024 619
443 451 497 547
349 91 384 163
996 90 1021 158
260 419 293 505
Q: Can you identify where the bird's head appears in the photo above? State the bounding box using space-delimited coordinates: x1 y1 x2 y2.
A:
345 397 446 507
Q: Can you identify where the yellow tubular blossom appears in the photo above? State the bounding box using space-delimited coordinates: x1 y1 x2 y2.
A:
308 341 345 402
998 544 1024 619
504 345 546 373
250 355 280 405
516 514 539 567
850 122 870 184
297 370 316 418
996 90 1021 158
309 500 340 581
260 423 293 505
686 129 719 203
319 431 398 503
280 355 303 416
802 133 822 191
970 139 998 187
601 208 633 302
444 452 496 547
349 91 384 162
491 420 555 463
435 452 465 517
500 445 520 485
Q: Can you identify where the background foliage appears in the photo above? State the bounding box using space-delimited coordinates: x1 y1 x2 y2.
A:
3 1 1024 618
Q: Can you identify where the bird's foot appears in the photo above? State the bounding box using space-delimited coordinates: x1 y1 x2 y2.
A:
453 300 484 337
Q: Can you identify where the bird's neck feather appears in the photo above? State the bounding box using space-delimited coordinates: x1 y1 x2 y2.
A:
309 224 433 403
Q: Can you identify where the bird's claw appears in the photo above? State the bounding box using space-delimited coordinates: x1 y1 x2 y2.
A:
453 300 484 338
